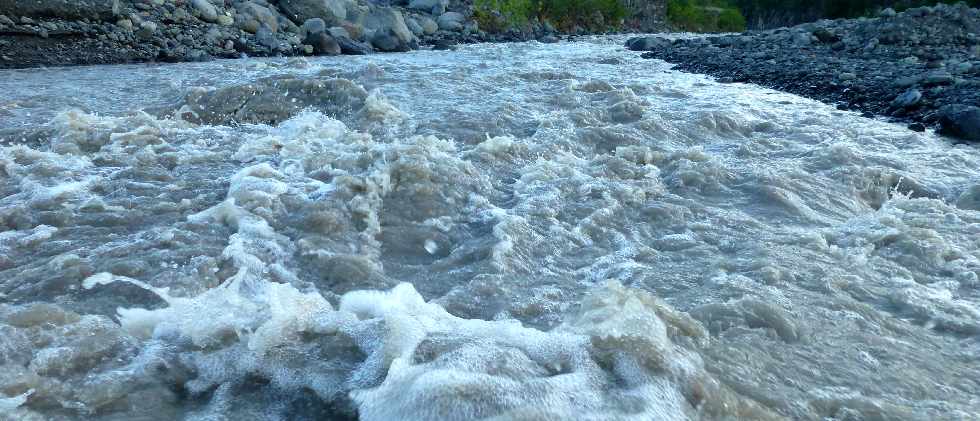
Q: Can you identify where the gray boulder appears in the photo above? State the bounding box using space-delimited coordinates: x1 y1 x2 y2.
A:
235 1 280 33
437 11 465 31
136 21 157 40
255 26 279 50
191 0 219 23
328 26 351 39
405 17 424 36
890 89 922 109
408 0 448 15
938 105 980 142
301 17 327 38
923 71 954 86
371 32 404 52
626 36 670 52
306 32 342 55
278 0 347 26
419 16 438 35
336 35 373 55
0 0 120 20
363 8 415 51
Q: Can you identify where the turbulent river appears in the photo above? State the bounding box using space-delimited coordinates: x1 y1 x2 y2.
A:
0 37 979 420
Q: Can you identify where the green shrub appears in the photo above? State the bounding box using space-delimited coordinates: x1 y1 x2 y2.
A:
668 0 747 32
716 7 746 31
474 0 535 32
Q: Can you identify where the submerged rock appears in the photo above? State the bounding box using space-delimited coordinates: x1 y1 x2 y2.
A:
172 77 369 125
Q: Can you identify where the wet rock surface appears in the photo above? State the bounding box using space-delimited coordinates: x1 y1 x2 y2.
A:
630 3 980 141
0 0 594 69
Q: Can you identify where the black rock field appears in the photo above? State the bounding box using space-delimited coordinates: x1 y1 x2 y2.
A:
629 2 980 142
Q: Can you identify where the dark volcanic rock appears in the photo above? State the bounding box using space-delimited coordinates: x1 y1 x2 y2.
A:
938 105 980 142
0 0 120 21
336 35 373 55
306 32 342 55
635 2 980 141
626 36 670 52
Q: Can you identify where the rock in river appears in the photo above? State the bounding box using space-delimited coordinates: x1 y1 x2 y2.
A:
938 104 980 141
279 0 348 26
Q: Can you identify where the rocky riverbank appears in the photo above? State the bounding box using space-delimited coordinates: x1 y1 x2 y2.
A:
629 2 980 141
0 0 568 69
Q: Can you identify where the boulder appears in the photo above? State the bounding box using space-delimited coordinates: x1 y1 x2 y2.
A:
431 38 456 50
255 26 279 50
0 0 120 21
419 16 438 35
922 71 953 86
937 105 980 142
812 28 839 43
626 36 670 52
306 32 341 55
890 89 922 109
191 0 219 23
363 8 414 51
408 0 448 15
336 35 373 55
136 21 157 40
405 17 424 36
278 0 347 26
371 31 405 52
235 1 280 33
217 14 234 26
437 11 465 31
328 26 351 39
301 17 327 38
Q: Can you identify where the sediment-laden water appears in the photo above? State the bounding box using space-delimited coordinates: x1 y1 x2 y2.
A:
1 37 978 421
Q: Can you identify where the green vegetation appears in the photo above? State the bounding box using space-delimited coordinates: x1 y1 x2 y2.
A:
475 0 980 34
473 0 535 32
473 0 629 33
667 0 747 32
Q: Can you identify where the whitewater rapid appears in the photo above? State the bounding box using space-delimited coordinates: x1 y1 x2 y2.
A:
1 37 978 420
